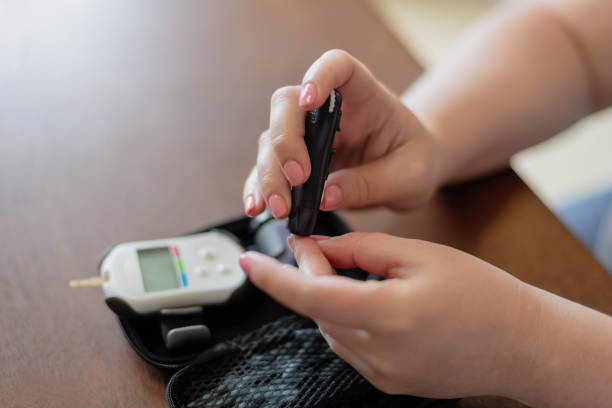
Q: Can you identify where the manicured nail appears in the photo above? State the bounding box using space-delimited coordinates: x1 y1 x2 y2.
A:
268 194 288 218
283 160 305 186
321 185 342 210
299 82 317 107
310 235 331 241
244 195 255 216
286 235 295 252
239 253 251 276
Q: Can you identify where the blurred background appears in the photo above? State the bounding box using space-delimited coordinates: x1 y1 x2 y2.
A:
370 0 612 270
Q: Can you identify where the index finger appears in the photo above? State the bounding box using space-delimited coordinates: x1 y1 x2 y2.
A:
239 250 384 328
299 49 382 110
290 235 335 276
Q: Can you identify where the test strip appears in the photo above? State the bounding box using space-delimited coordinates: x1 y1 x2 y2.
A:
69 276 109 287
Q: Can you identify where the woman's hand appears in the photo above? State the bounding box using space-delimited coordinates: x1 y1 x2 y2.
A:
243 50 443 219
238 232 541 400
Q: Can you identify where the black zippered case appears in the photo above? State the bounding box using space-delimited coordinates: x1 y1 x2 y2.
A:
104 212 456 407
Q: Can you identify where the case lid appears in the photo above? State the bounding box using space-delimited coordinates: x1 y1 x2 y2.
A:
109 212 356 369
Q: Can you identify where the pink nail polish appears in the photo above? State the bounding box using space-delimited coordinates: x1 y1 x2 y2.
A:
268 194 288 218
321 185 342 210
239 253 251 276
299 82 317 107
283 160 305 186
245 195 255 216
286 235 295 252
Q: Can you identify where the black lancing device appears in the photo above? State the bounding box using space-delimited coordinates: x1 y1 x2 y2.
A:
288 90 342 236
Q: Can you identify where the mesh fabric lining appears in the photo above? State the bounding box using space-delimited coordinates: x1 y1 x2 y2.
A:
167 315 455 408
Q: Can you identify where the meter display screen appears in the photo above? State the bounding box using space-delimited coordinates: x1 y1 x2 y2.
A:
137 247 180 292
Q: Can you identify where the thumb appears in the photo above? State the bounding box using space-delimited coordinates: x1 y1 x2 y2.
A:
290 235 336 277
316 232 416 278
320 147 412 211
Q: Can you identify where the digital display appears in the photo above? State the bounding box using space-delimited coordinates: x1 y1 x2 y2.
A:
137 247 180 292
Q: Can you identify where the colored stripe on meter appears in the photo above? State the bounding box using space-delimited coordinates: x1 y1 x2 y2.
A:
173 246 188 287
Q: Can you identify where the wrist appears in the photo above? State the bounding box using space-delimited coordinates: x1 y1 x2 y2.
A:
487 280 548 404
399 97 456 189
504 287 612 408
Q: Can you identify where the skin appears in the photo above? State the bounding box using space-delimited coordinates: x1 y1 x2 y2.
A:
241 0 612 405
240 235 612 406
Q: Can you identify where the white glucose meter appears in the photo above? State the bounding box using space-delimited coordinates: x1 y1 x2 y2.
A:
98 230 247 316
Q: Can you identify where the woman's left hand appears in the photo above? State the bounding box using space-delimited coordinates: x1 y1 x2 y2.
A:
238 232 540 400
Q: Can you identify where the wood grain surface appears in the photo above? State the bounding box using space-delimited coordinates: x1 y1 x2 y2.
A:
1 1 609 407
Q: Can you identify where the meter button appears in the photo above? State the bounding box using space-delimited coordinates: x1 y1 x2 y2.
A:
197 248 215 261
216 264 231 275
194 266 210 277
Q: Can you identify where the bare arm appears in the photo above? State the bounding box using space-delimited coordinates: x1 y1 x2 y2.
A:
404 0 612 184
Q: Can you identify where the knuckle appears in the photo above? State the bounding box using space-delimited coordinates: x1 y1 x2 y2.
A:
344 231 368 243
258 130 270 149
369 232 391 244
255 164 276 193
323 48 351 61
271 86 298 105
268 131 286 152
354 171 373 206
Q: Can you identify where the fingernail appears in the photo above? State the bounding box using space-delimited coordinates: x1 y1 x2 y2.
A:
244 195 255 216
268 194 288 218
286 235 295 252
310 235 331 241
283 160 305 186
239 253 251 276
321 185 342 210
299 82 317 107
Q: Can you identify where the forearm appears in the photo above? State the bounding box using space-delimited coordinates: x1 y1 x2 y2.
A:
402 0 612 184
508 286 612 407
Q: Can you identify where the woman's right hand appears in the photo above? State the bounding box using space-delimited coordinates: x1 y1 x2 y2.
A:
243 49 444 219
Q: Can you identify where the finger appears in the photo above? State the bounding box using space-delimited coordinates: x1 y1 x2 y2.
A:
299 49 381 110
320 146 411 211
291 235 335 276
316 232 421 278
242 166 266 217
269 86 311 186
317 320 373 352
287 235 330 252
239 250 384 328
256 130 291 218
318 326 375 379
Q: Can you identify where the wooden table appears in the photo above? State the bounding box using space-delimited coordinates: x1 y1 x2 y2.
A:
1 1 610 407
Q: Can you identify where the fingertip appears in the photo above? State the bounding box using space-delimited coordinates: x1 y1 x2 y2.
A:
292 235 311 264
298 81 318 109
238 253 252 275
268 194 289 219
244 195 255 216
245 193 266 217
320 184 342 210
240 250 281 278
287 235 295 252
282 160 306 186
